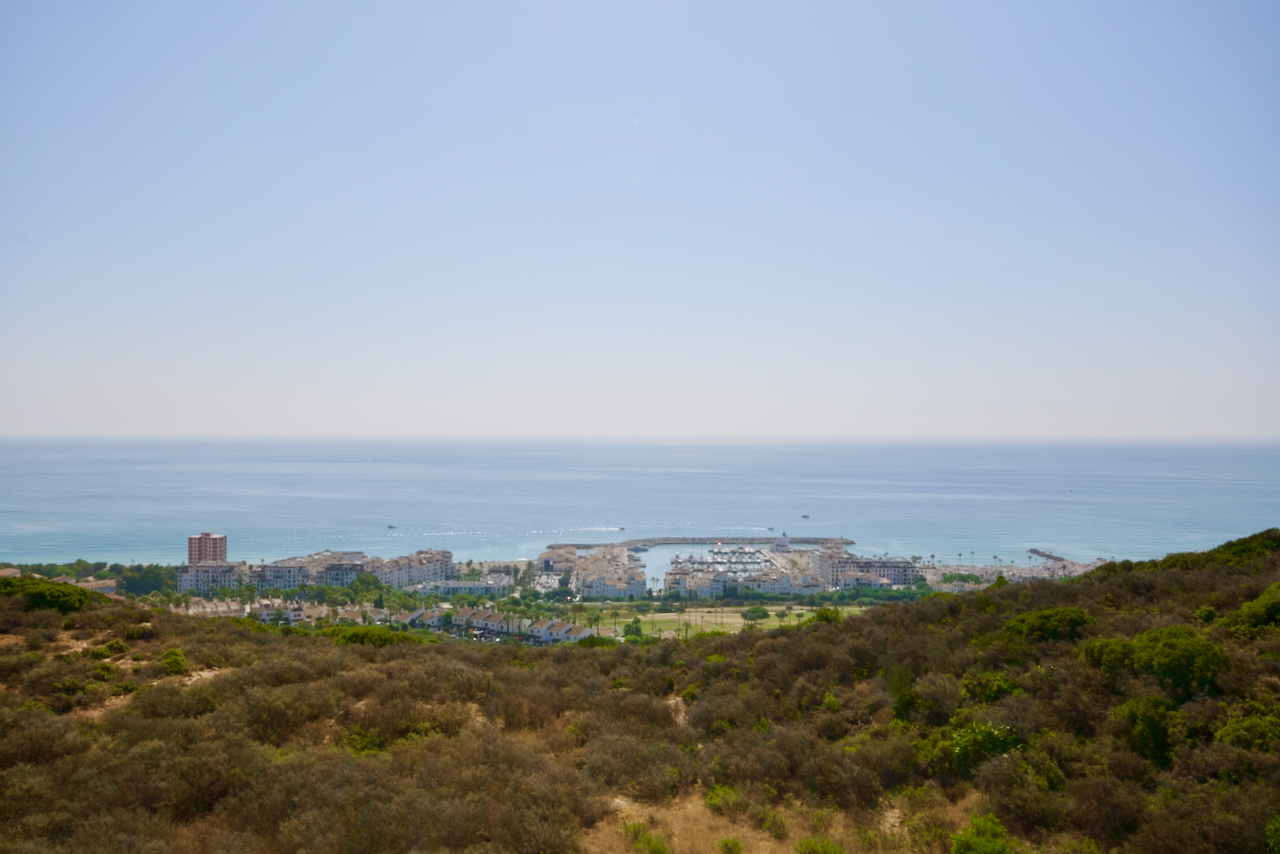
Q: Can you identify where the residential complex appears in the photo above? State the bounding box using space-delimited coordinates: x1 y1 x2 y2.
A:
176 548 455 597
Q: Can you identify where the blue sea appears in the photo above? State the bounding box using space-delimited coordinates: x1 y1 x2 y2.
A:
0 441 1276 586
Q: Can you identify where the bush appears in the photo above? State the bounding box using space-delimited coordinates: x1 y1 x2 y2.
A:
1107 696 1182 767
159 647 188 675
705 784 743 816
795 840 844 854
930 722 1022 777
1225 581 1280 636
318 625 424 647
0 578 97 613
716 838 744 854
961 670 1016 704
1080 637 1134 681
758 809 790 839
951 814 1017 854
1131 625 1229 699
1002 608 1092 642
808 607 843 625
1215 708 1280 752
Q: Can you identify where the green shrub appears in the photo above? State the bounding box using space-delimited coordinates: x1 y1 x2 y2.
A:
1224 581 1280 637
705 784 743 816
159 647 188 675
621 823 670 854
1131 625 1228 699
88 639 129 659
91 661 118 681
1107 695 1183 767
577 634 616 648
635 834 670 854
1080 637 1134 681
931 722 1022 777
1266 813 1280 854
318 626 424 647
808 607 843 624
1214 708 1280 752
961 671 1016 704
1002 607 1092 642
951 814 1017 854
758 810 790 839
0 578 96 613
716 838 744 854
341 726 387 754
795 840 845 854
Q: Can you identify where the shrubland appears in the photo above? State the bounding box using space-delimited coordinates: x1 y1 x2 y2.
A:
1 531 1279 854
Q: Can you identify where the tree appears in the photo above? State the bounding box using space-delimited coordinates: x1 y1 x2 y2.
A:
741 605 770 623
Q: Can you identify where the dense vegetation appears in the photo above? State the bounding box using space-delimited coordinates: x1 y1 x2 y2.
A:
2 530 1279 854
1 560 179 596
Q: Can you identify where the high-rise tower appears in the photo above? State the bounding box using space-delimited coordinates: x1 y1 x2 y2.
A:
188 532 227 564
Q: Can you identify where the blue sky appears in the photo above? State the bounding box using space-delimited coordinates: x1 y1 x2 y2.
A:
1 2 1276 439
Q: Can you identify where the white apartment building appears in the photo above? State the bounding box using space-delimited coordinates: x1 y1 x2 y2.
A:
575 569 647 599
177 562 247 596
813 548 921 588
253 563 310 591
372 550 454 589
841 571 892 590
664 570 728 599
738 574 794 596
424 577 513 597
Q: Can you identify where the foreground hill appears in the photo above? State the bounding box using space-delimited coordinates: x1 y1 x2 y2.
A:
2 530 1279 854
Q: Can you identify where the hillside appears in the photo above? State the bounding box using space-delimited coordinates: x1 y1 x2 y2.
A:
2 530 1279 854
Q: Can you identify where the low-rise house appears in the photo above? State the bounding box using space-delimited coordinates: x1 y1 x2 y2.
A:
253 602 306 625
75 578 117 595
391 607 426 625
564 625 595 642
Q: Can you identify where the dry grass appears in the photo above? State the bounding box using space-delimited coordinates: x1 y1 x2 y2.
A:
585 787 989 854
584 793 802 854
608 605 865 637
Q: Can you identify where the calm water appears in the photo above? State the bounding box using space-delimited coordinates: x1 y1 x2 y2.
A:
0 442 1276 585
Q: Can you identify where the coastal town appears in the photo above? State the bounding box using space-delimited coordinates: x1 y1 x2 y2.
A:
2 530 1104 645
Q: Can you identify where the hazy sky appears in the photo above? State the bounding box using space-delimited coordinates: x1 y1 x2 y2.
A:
1 2 1276 440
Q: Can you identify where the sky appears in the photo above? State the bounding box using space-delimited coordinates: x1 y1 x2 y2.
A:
1 1 1277 440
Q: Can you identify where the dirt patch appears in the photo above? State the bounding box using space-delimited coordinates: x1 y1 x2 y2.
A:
183 669 219 686
73 693 131 721
666 696 688 727
0 634 24 648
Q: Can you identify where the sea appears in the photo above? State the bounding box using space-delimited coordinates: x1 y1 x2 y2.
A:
1 441 1277 588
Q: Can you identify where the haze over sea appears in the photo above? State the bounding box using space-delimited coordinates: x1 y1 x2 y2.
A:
2 441 1277 583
